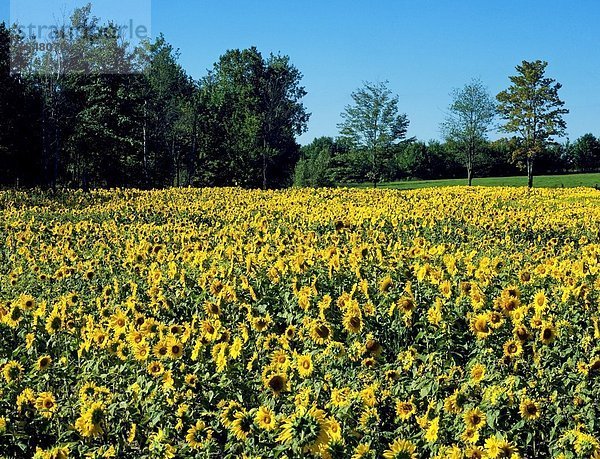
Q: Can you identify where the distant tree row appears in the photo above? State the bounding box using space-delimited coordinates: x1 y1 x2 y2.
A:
297 60 595 188
0 5 598 190
0 5 308 189
295 134 600 186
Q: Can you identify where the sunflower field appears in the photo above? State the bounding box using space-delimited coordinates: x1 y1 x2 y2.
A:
1 187 600 459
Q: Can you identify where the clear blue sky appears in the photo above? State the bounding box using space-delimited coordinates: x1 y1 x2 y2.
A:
3 1 599 144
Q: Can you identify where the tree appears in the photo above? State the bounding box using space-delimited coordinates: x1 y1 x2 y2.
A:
293 137 338 187
138 35 194 187
338 81 410 187
442 78 495 185
572 134 600 172
199 47 308 188
496 60 568 187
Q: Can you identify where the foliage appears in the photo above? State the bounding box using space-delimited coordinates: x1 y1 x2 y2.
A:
572 134 600 172
441 79 496 185
0 5 308 190
496 60 569 187
338 81 410 186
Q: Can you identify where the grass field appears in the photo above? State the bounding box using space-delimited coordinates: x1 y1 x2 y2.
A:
344 172 600 190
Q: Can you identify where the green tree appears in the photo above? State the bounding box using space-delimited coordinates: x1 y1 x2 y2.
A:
293 137 338 187
442 78 495 185
199 47 308 188
338 81 410 187
138 34 195 187
496 60 568 187
572 134 600 172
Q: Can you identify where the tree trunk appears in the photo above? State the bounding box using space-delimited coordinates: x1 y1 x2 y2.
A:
262 138 268 190
172 137 179 187
527 158 534 188
467 143 473 186
142 100 148 188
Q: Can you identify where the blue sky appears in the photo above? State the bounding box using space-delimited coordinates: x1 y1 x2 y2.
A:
3 1 599 144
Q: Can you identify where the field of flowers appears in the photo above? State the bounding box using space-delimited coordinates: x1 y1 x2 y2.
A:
1 187 599 459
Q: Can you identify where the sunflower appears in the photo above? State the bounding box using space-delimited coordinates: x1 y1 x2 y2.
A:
470 363 486 384
133 342 150 361
359 407 379 428
540 322 557 344
270 349 289 368
362 357 376 368
127 330 143 347
35 392 57 419
379 276 393 293
153 340 169 359
74 401 105 438
342 311 363 333
205 301 221 317
461 426 480 444
45 310 63 335
439 280 452 298
514 324 530 342
533 290 547 310
4 304 22 328
250 314 272 332
470 314 491 339
309 320 333 345
382 438 417 459
167 339 184 359
17 388 35 414
464 407 486 431
265 373 288 396
395 400 416 420
20 295 36 311
255 406 276 430
231 410 254 441
365 338 382 356
147 361 164 376
444 390 466 414
484 435 519 459
277 405 331 455
127 423 137 444
488 311 505 329
37 355 52 372
186 420 211 449
351 443 371 459
219 401 243 427
285 325 297 340
396 297 416 315
502 339 523 359
385 369 401 381
465 446 485 459
519 398 541 421
296 354 314 378
424 417 439 443
201 319 221 341
140 317 160 336
3 361 23 383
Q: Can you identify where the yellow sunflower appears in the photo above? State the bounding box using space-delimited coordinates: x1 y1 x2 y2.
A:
383 438 417 459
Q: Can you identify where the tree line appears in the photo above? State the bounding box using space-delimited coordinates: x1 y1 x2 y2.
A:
0 5 308 189
297 61 598 188
1 5 599 190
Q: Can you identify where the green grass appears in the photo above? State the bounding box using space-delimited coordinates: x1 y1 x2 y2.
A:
343 172 600 190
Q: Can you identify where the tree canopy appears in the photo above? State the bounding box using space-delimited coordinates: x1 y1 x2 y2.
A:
338 81 410 186
496 60 569 187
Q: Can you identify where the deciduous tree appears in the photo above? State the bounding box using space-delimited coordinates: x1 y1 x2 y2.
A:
496 60 568 187
442 78 495 185
338 81 410 187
